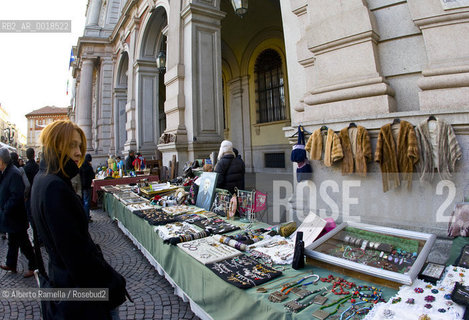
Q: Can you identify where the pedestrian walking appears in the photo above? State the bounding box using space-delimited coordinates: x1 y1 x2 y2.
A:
0 147 36 278
31 120 127 320
80 153 95 222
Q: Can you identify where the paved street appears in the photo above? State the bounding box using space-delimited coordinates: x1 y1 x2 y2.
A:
0 210 199 320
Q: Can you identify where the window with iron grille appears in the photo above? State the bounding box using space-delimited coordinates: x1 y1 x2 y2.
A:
264 152 285 168
255 49 286 123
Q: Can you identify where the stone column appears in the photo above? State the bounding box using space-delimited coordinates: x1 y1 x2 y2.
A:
77 58 94 150
299 0 395 121
97 56 113 155
407 0 469 111
124 23 138 153
228 75 253 171
86 0 103 26
135 59 159 154
181 2 225 147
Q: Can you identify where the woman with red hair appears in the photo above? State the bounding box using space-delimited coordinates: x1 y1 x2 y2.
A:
31 120 127 320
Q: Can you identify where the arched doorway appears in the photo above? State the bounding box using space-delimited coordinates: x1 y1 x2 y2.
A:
135 7 168 156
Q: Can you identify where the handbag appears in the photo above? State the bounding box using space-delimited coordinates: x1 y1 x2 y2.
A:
448 203 469 237
292 231 305 270
291 125 307 163
296 160 313 182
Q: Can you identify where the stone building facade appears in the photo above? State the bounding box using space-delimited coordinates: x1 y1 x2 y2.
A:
25 106 69 159
73 0 469 233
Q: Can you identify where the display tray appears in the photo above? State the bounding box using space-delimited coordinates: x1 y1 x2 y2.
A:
177 236 242 265
140 184 178 196
120 196 148 205
305 221 436 285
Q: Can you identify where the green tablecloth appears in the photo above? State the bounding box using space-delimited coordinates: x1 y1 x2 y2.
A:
104 193 396 320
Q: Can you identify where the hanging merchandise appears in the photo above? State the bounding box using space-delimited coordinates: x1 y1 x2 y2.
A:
374 120 419 192
414 117 462 183
210 190 232 217
291 125 307 162
305 127 343 167
339 124 372 176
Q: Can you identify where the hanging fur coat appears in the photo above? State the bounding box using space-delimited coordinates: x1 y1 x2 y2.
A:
339 126 372 176
374 121 419 192
415 118 462 182
305 128 343 167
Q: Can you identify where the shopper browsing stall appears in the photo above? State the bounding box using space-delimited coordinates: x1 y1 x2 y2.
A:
214 140 245 193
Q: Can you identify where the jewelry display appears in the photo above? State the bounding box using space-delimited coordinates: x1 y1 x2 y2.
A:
206 254 282 289
134 208 179 226
177 236 242 265
315 226 421 275
164 230 209 245
176 213 206 223
213 234 247 251
192 218 240 234
249 235 295 265
255 271 312 293
365 274 467 320
162 205 197 216
155 222 201 240
284 287 327 313
313 294 352 319
126 202 154 212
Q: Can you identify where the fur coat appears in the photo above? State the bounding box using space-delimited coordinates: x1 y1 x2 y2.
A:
339 126 372 176
374 120 419 192
415 118 462 182
305 128 343 167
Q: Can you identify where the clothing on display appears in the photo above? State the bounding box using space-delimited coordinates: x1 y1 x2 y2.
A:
415 117 462 182
339 125 372 176
374 120 419 192
305 128 343 167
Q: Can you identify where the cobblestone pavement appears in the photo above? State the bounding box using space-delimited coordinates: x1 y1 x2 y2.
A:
0 210 199 320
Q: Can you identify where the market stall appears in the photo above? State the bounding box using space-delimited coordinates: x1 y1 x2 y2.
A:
91 175 160 204
101 179 468 320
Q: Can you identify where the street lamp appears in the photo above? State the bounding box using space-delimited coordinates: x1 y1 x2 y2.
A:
156 50 166 73
230 0 248 18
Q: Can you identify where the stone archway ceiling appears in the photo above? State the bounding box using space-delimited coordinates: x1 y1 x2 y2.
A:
221 0 283 65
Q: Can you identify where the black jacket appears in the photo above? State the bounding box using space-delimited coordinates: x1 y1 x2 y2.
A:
24 159 39 186
215 154 245 194
125 155 135 171
31 160 126 320
80 161 95 190
0 163 28 233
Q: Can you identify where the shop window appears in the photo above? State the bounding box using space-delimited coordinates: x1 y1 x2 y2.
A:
264 152 285 168
255 49 286 124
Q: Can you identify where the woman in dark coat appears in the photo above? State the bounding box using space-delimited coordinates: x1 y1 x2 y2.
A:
31 120 127 320
215 140 245 194
0 147 36 277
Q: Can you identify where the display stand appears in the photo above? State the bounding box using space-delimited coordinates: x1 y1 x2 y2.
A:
236 189 267 223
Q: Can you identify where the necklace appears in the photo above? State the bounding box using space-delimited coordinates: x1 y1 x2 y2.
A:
256 271 311 293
